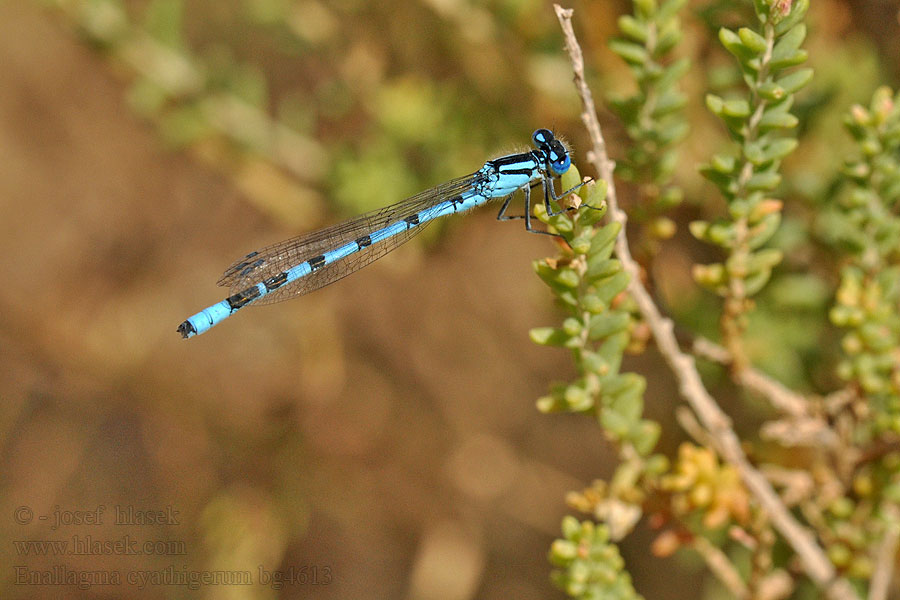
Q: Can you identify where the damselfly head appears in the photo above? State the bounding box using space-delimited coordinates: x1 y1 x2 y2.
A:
531 129 571 176
548 141 571 176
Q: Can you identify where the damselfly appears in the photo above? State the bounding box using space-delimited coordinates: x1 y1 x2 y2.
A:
177 128 585 338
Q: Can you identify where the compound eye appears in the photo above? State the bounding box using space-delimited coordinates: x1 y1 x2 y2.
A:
532 128 554 147
548 140 570 174
551 153 571 175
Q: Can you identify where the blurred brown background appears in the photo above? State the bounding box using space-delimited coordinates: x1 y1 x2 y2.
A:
1 0 897 598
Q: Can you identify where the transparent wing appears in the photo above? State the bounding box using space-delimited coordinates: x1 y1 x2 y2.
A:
217 171 487 304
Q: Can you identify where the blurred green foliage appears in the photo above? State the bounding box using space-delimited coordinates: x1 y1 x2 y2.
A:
44 0 587 231
40 0 900 597
827 86 900 434
608 0 688 254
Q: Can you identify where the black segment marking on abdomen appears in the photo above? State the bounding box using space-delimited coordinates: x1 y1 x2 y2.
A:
356 235 372 249
404 214 420 228
227 286 262 311
264 272 288 291
308 255 326 271
177 320 197 338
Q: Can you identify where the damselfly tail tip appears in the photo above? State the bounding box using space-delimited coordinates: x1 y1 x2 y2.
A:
177 320 197 339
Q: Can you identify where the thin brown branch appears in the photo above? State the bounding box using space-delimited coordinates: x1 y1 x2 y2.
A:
552 5 858 599
692 337 811 418
692 535 750 599
693 337 840 448
869 504 900 600
675 406 718 450
760 465 815 507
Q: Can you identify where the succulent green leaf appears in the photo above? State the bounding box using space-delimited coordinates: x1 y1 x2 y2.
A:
723 99 751 118
737 27 767 53
594 271 631 305
757 81 786 101
699 164 732 189
688 220 710 240
706 94 724 115
711 153 737 173
600 406 631 439
657 0 687 21
565 384 594 411
535 261 568 291
560 166 582 196
776 68 814 94
718 28 756 64
633 0 658 19
580 293 607 315
761 138 799 162
743 141 766 165
618 15 649 43
748 247 784 272
549 538 578 565
655 21 683 56
658 120 689 145
747 212 782 249
631 420 661 455
658 57 691 89
609 39 650 65
548 212 575 234
563 318 583 337
771 24 806 64
569 234 593 255
743 266 775 295
580 350 610 376
693 262 728 293
759 111 799 130
588 312 631 340
598 331 629 367
586 258 623 283
583 180 609 215
652 88 687 118
530 327 570 346
608 393 643 431
769 48 809 70
588 222 622 261
561 515 581 540
555 268 581 288
746 170 782 191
